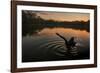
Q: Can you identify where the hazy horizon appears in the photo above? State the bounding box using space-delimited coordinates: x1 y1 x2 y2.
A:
30 11 90 22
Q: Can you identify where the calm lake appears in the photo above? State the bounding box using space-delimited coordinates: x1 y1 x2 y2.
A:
22 27 90 62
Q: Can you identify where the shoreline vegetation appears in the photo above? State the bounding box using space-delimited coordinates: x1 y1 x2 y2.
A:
22 10 90 36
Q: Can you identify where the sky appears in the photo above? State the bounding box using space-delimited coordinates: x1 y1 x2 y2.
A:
35 11 90 22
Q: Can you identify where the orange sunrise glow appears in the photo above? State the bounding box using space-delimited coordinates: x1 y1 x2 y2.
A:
35 11 90 22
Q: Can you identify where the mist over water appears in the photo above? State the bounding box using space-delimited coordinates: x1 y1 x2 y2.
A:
22 27 90 62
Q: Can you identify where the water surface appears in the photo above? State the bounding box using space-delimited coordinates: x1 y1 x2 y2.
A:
22 27 90 62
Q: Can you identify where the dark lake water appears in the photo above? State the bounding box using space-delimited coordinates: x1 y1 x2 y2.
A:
22 27 90 62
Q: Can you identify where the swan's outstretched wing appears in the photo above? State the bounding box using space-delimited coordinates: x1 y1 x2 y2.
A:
56 33 68 43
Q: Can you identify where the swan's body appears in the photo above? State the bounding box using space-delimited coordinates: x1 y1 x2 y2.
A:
56 33 77 55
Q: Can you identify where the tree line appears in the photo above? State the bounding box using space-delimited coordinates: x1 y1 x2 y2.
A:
22 10 90 36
